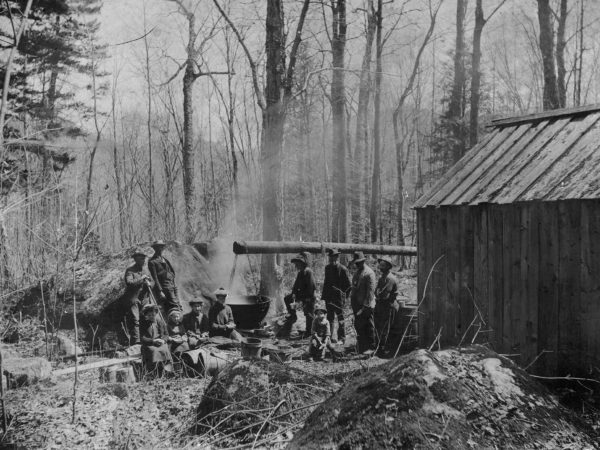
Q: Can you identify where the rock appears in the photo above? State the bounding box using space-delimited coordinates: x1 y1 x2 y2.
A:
55 334 83 357
3 357 52 388
289 346 598 449
195 359 337 444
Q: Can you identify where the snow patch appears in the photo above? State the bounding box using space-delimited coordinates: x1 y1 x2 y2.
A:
414 350 447 386
482 358 523 397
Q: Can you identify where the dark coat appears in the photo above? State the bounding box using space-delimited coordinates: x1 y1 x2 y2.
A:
292 267 317 301
148 255 176 292
183 311 210 336
123 263 153 306
209 303 236 337
140 319 171 364
321 262 351 304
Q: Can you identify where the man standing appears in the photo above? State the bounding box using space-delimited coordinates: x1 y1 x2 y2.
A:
148 240 181 312
123 248 154 345
321 248 351 344
290 252 317 338
350 251 376 354
374 256 400 357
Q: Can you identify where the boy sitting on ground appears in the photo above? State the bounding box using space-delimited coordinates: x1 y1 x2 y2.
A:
309 301 335 361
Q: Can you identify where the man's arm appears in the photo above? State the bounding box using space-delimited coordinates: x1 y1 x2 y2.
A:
125 268 144 287
148 260 164 294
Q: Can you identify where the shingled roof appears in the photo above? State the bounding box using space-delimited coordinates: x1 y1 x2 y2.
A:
414 104 600 208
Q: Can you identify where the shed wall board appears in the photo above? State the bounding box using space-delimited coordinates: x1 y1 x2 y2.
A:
417 200 600 376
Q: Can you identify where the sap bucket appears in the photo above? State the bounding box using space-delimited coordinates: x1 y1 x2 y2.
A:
182 348 228 377
241 337 262 359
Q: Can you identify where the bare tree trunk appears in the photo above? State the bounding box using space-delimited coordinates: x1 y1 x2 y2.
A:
111 73 126 247
182 13 198 242
143 4 154 235
351 1 375 242
259 0 286 296
330 0 348 243
369 0 382 243
537 0 560 110
556 0 568 108
469 0 484 148
574 0 584 106
448 0 468 120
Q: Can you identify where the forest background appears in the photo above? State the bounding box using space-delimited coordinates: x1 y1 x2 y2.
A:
0 0 596 296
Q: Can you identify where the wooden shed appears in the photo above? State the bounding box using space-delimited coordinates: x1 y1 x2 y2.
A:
414 105 600 376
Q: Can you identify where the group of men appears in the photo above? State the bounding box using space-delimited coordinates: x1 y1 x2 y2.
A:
283 248 404 357
122 241 242 373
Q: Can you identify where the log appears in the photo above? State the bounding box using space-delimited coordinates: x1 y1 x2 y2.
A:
233 240 417 256
53 356 140 376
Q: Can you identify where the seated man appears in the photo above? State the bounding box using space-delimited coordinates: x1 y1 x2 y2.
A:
140 304 172 376
183 298 210 348
166 309 190 355
208 288 242 342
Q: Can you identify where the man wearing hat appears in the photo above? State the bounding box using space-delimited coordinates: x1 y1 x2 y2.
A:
289 252 317 338
349 251 376 354
374 256 400 357
148 240 181 312
122 248 154 344
209 288 242 342
183 298 210 348
321 248 351 344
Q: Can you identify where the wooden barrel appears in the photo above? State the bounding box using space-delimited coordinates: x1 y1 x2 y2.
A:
182 348 229 376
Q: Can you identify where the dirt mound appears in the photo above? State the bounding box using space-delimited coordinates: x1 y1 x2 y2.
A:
11 242 218 335
289 346 599 449
193 358 337 448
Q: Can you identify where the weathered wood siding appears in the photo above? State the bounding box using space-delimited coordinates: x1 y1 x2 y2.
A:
417 200 600 376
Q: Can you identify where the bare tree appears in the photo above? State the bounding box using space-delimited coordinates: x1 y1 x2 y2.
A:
537 0 560 110
213 0 311 296
470 0 507 147
351 1 376 242
330 0 348 243
556 0 568 108
165 0 228 242
369 0 382 243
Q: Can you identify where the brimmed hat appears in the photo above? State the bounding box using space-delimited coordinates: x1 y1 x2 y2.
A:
377 256 394 268
141 304 159 314
151 240 166 248
314 301 327 314
189 298 204 306
326 248 340 256
214 287 228 297
291 253 308 265
132 248 147 258
351 251 366 264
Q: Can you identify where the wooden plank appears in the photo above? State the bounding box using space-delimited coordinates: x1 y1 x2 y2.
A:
550 137 600 200
471 118 571 204
500 114 600 204
459 206 475 345
417 210 430 347
580 201 600 371
444 207 461 346
488 205 504 351
537 203 560 375
557 201 581 375
489 104 600 128
524 204 540 371
53 356 140 376
502 206 521 362
414 128 501 208
473 206 490 344
441 124 534 206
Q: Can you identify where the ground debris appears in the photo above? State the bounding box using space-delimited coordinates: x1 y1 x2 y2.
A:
289 345 599 449
191 358 338 448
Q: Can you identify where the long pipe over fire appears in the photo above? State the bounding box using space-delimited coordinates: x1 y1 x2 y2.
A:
232 240 417 256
